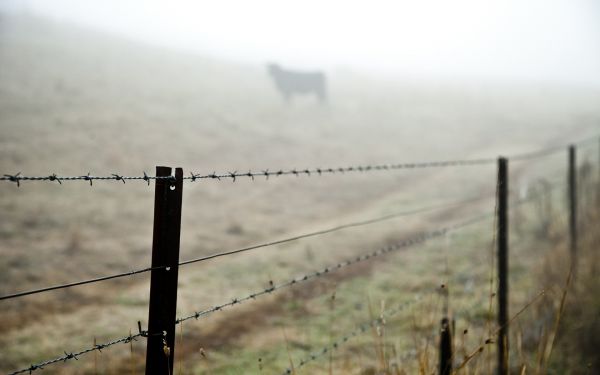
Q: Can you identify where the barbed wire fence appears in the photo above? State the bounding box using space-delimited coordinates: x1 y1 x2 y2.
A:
0 134 593 186
1 135 598 375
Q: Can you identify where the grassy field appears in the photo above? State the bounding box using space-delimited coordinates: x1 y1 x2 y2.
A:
0 13 599 374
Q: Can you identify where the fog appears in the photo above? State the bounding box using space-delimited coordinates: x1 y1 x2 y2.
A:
3 0 600 86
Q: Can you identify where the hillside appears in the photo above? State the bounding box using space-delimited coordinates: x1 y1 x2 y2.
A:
0 13 599 374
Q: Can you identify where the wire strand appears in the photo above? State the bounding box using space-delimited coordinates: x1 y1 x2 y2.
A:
177 195 489 267
0 195 486 302
5 329 163 375
2 135 596 185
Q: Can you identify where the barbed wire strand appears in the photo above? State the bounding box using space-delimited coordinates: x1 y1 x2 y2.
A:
0 195 487 302
1 134 596 185
6 326 165 375
0 159 495 186
0 173 174 186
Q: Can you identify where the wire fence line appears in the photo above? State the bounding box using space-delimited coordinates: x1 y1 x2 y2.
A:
0 172 171 186
2 178 560 375
2 176 555 305
5 211 491 375
0 173 557 303
3 136 596 375
0 194 488 302
0 159 496 186
1 134 596 186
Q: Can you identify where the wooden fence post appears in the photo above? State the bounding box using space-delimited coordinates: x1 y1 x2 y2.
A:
568 145 577 277
439 317 452 375
145 166 184 375
497 157 509 375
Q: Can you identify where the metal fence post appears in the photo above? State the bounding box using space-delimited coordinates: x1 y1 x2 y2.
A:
145 166 183 375
568 145 577 277
497 157 509 375
439 317 452 375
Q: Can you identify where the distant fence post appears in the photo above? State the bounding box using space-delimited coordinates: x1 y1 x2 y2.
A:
568 145 577 277
439 317 452 375
598 137 600 206
497 157 509 375
145 166 184 375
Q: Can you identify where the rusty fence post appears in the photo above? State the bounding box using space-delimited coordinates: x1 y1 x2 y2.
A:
145 167 184 375
568 145 577 277
439 317 452 375
497 157 509 375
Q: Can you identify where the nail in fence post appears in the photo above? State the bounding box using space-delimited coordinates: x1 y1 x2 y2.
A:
145 167 183 375
568 145 577 277
439 317 452 375
497 157 509 375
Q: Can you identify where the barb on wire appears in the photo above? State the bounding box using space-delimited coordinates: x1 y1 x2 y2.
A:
3 172 21 186
0 195 487 303
280 296 423 375
176 211 492 324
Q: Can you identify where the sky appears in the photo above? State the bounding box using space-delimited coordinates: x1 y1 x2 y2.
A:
3 0 600 86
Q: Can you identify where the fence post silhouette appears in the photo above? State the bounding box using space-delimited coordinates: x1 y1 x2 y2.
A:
145 167 184 375
568 146 577 277
439 317 452 375
497 157 509 375
597 136 600 208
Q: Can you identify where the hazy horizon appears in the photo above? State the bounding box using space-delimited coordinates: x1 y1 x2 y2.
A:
2 0 600 87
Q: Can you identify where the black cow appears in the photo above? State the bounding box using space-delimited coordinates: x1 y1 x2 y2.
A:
267 64 327 103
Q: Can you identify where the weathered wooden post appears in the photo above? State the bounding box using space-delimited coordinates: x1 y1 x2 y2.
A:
568 145 577 277
145 167 183 375
439 317 452 375
497 157 509 375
